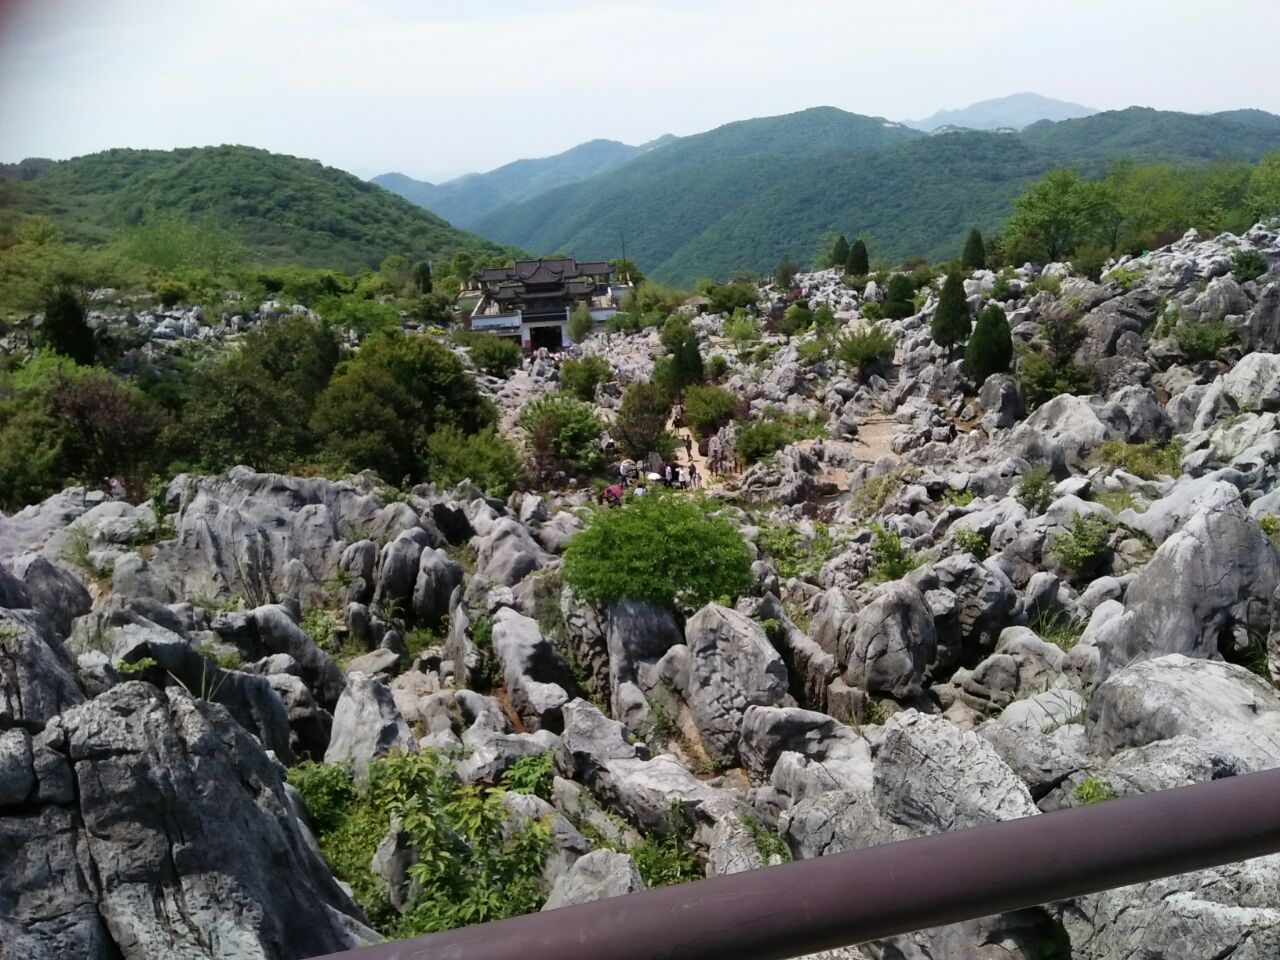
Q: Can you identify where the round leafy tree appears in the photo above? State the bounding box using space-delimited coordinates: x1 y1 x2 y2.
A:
930 272 971 355
563 493 753 610
965 304 1014 386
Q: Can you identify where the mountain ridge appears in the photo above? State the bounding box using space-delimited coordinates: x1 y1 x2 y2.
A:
907 92 1098 132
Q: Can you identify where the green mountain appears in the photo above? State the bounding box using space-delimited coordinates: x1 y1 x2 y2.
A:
373 136 675 228
473 106 1280 284
471 107 924 280
0 145 508 271
908 92 1097 132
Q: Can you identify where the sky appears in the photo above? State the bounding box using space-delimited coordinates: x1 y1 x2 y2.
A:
2 0 1278 183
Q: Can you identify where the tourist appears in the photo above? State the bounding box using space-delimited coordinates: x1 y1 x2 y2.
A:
683 434 693 457
690 464 700 488
676 465 687 489
664 463 674 487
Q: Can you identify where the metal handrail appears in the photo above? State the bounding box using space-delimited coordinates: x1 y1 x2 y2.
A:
309 766 1280 960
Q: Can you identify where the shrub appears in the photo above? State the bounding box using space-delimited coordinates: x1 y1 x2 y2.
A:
706 353 730 381
952 528 989 561
1232 248 1268 283
990 271 1014 303
846 238 869 277
1015 467 1054 515
614 381 673 460
316 293 399 336
683 385 738 433
707 282 758 316
880 274 916 320
736 419 788 465
774 256 800 290
656 317 704 395
35 286 95 364
796 337 829 365
869 525 920 581
500 751 555 802
1175 320 1234 363
425 425 522 497
1074 776 1116 805
559 355 610 401
1259 515 1280 549
812 304 837 332
722 314 760 357
1031 274 1062 296
778 303 813 336
568 302 593 342
930 273 970 353
468 333 522 378
518 395 602 474
835 322 895 375
562 492 752 610
1048 513 1114 585
630 803 703 887
1095 439 1182 480
153 277 188 307
1018 351 1093 409
965 304 1014 386
757 521 833 581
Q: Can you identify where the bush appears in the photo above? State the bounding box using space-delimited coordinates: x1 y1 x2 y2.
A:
965 304 1013 386
880 274 916 320
656 317 704 396
952 528 989 561
316 293 399 336
518 395 602 474
425 425 521 497
468 333 522 378
1095 439 1182 480
35 286 95 364
835 322 895 375
1175 320 1234 363
1048 513 1115 585
796 337 829 365
1074 776 1116 805
563 492 752 610
1018 351 1093 409
930 273 970 353
707 282 758 316
869 525 920 581
683 384 738 433
152 277 188 307
736 419 788 465
559 355 610 401
614 381 673 460
706 353 730 381
778 303 813 336
1015 467 1054 515
568 302 593 342
1232 248 1268 283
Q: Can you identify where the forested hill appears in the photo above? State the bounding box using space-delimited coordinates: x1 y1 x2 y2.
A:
372 136 676 229
0 145 510 271
472 106 1280 285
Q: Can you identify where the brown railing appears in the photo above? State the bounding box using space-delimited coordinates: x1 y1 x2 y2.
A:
310 766 1280 960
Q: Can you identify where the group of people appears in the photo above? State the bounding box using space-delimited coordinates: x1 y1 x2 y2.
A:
601 452 703 506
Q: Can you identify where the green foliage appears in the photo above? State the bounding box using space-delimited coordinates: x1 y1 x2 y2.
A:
831 235 850 271
743 816 791 864
1232 248 1268 283
499 751 555 802
1175 320 1235 363
614 381 674 460
562 492 753 610
1003 169 1092 261
316 293 400 336
848 470 904 519
568 302 593 342
1104 265 1142 290
869 524 920 582
834 321 896 375
425 426 521 497
1258 515 1280 549
930 273 971 351
518 395 603 474
722 314 761 356
706 353 730 381
965 304 1014 386
1048 514 1115 585
1074 776 1116 805
846 237 870 277
1030 610 1087 652
683 384 739 433
706 282 758 316
736 419 789 465
1018 351 1094 409
655 317 704 396
962 227 986 270
880 274 916 319
774 256 800 289
1095 440 1182 479
468 333 523 378
952 528 989 561
1015 468 1054 515
756 521 833 581
313 331 493 483
1247 147 1280 221
558 355 610 401
35 286 95 364
629 802 702 887
117 656 158 677
796 336 830 366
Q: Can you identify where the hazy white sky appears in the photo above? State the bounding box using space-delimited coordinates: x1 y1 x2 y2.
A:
2 0 1277 183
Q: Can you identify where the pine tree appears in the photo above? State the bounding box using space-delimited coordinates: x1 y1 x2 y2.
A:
846 238 869 277
37 286 95 365
962 228 986 270
965 304 1013 386
880 273 916 320
412 260 432 294
832 235 850 270
931 273 971 355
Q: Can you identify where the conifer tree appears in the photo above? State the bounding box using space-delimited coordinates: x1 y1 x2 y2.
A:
962 228 986 270
846 238 869 277
832 235 850 270
965 304 1013 386
880 273 916 320
37 286 95 365
931 272 971 355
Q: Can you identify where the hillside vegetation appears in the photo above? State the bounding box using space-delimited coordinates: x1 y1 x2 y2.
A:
473 107 1280 284
0 145 510 272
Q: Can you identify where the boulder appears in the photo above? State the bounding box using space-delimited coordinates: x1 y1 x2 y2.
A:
474 518 549 586
8 554 91 639
491 607 576 732
411 548 463 629
323 672 417 776
541 850 645 910
845 581 935 701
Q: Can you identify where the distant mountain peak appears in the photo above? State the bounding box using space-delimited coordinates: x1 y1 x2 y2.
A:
907 92 1098 132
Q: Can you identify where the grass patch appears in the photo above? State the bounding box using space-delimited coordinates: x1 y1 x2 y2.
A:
1094 440 1182 480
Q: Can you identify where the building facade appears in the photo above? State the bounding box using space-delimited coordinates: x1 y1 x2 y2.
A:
469 258 625 350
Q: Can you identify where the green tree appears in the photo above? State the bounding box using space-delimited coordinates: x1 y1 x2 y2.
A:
609 258 645 285
559 355 610 401
1004 169 1091 262
962 228 986 270
613 381 673 459
683 385 738 433
243 314 340 404
846 238 869 277
36 286 95 365
775 256 800 290
317 293 400 336
412 260 433 294
736 419 788 465
832 235 850 271
930 273 971 355
563 492 753 610
880 274 916 320
568 302 593 342
655 317 703 396
518 395 603 474
707 282 758 316
835 322 896 376
1247 148 1280 221
468 333 523 378
425 425 521 497
965 304 1013 386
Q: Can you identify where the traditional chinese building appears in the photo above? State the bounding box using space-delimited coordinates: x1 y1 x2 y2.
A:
469 257 626 350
